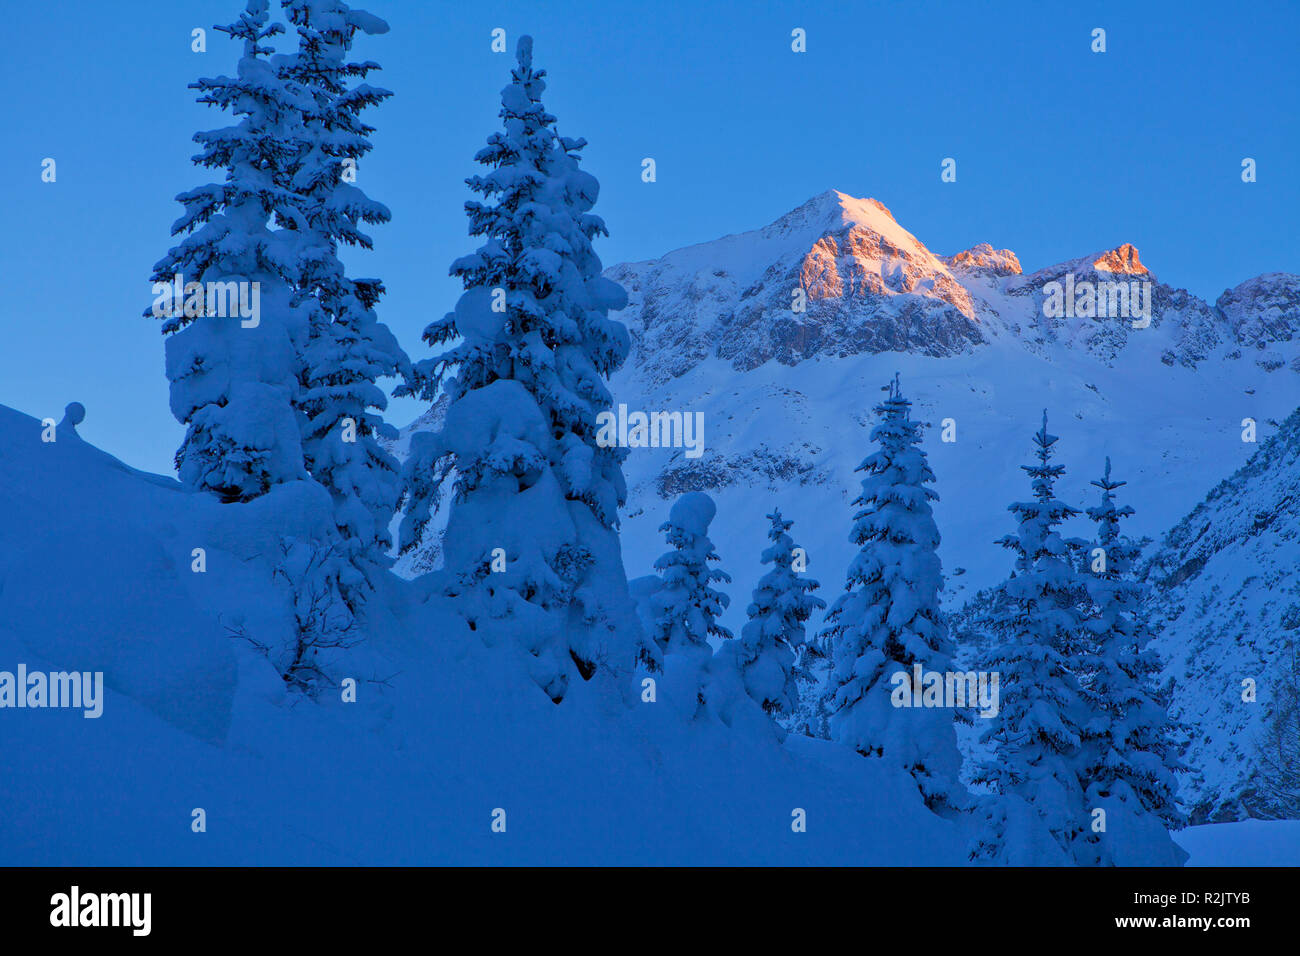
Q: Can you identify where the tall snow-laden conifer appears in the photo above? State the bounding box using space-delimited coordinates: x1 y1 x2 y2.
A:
277 0 410 584
972 411 1093 860
645 493 731 717
149 0 310 501
397 36 639 702
1076 458 1186 863
821 375 963 813
735 510 825 718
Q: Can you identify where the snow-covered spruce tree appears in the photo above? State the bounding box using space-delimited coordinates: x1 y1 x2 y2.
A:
150 1 369 696
276 0 410 589
396 36 642 702
1075 458 1186 863
971 411 1093 862
820 374 963 813
149 0 311 501
733 510 825 718
642 493 732 717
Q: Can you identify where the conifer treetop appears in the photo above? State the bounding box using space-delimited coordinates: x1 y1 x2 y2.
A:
397 33 631 553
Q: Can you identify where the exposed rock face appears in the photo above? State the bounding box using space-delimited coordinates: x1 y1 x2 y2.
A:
1092 243 1148 275
1217 273 1300 349
944 242 1022 276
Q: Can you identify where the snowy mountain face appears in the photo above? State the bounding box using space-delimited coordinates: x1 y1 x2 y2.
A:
1143 405 1300 824
1216 272 1300 363
1000 245 1226 366
392 190 1299 817
605 192 985 386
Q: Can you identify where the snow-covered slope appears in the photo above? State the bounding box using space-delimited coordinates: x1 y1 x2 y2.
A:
1177 818 1300 866
0 402 973 865
1143 404 1300 824
15 399 1289 864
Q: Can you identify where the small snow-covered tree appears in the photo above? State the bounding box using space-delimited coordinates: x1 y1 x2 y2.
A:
973 411 1093 861
733 510 825 718
645 493 731 715
277 0 410 589
1076 458 1186 863
396 36 639 702
149 0 311 501
821 374 963 813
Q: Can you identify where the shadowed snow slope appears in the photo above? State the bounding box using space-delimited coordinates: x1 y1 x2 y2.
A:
1177 819 1300 866
0 403 968 864
1144 405 1300 824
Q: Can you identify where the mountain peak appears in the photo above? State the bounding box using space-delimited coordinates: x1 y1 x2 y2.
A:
945 242 1022 276
1092 243 1147 275
803 188 895 217
770 189 906 243
825 189 897 221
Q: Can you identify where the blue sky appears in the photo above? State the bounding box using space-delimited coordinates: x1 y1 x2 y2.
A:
2 0 1296 474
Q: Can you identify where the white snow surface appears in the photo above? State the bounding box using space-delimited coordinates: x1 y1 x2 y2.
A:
0 403 971 864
